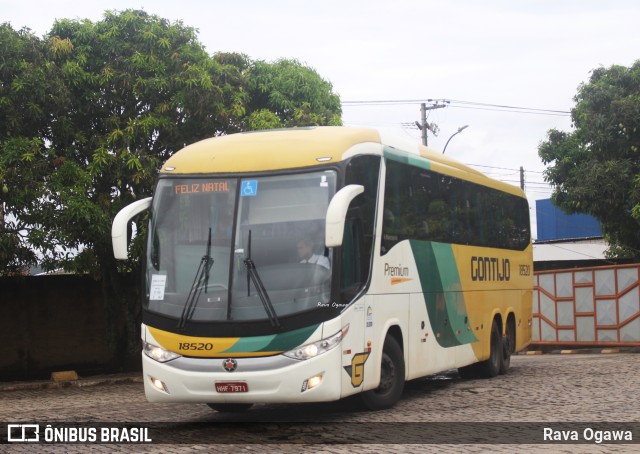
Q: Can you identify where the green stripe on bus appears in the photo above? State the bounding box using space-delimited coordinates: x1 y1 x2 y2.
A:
383 147 431 170
430 242 478 346
261 323 321 352
222 323 320 353
221 334 277 353
410 240 478 347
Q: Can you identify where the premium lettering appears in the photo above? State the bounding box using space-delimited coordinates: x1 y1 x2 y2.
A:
384 263 409 277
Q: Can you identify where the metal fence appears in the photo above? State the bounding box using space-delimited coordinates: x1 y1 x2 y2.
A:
533 264 640 346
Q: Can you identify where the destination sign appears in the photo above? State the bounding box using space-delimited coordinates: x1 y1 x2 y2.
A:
174 181 230 195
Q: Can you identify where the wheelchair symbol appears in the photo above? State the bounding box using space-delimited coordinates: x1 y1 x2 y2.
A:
241 180 258 196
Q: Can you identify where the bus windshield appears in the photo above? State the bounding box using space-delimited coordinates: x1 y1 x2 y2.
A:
146 170 337 324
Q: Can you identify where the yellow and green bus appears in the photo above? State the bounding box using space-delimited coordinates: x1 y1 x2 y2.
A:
112 126 533 411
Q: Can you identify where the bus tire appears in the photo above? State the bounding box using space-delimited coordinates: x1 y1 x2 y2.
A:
360 335 405 411
475 319 502 378
457 362 479 379
499 318 515 375
206 403 253 413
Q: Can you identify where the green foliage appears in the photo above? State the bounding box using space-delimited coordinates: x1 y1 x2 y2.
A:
246 59 342 127
23 10 228 276
246 109 283 130
0 11 343 276
539 61 640 257
0 24 69 273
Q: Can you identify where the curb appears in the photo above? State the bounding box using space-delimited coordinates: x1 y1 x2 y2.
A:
520 346 640 355
0 373 143 392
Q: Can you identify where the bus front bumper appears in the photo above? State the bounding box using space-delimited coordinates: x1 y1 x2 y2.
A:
141 347 342 404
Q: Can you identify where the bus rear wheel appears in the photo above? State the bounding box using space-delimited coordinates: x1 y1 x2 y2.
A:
499 318 515 375
206 403 253 413
458 319 502 379
475 319 502 378
360 335 405 411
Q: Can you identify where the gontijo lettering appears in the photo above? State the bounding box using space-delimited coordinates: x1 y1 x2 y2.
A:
470 256 510 281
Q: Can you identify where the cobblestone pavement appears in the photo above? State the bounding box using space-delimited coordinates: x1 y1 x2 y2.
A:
1 353 639 453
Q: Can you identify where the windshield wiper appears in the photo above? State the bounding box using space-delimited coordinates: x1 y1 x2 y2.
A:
177 227 213 331
243 230 280 328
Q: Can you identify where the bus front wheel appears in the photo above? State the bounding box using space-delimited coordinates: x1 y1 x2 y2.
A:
360 335 405 411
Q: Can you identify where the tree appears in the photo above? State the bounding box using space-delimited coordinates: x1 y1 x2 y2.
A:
43 10 250 276
0 24 69 273
211 53 343 131
538 61 640 257
0 11 245 366
1 16 344 278
1 10 343 368
244 58 342 129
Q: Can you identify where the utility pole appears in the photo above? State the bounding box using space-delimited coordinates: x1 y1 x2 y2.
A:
415 101 448 146
420 103 427 146
520 166 525 191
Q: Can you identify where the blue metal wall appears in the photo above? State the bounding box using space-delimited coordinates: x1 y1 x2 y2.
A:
536 198 602 241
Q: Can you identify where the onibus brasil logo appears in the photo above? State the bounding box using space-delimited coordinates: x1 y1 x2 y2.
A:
6 423 152 443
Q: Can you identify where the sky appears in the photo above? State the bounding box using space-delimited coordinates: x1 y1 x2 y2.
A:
4 0 640 239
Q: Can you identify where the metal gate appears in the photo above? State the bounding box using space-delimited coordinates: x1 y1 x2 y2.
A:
533 264 640 346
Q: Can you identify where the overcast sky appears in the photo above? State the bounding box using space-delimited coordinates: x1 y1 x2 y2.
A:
4 0 640 238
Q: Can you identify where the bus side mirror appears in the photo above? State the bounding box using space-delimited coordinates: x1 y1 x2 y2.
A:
112 197 152 260
325 185 364 248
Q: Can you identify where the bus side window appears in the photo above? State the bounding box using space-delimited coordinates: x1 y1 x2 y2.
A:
381 159 530 251
341 215 363 299
340 155 380 303
426 199 449 242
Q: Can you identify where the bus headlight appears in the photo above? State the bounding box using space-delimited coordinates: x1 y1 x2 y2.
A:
143 342 181 363
283 325 349 361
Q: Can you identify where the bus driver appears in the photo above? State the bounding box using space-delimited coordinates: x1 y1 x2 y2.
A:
297 238 330 269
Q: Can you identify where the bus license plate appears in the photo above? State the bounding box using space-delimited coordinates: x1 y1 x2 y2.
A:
215 382 248 393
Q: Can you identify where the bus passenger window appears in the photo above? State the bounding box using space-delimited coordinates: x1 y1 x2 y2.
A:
340 155 380 303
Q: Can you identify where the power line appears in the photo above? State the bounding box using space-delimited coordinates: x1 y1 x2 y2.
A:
447 99 570 115
354 117 558 195
448 105 569 117
467 163 522 172
342 98 570 116
467 164 548 180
